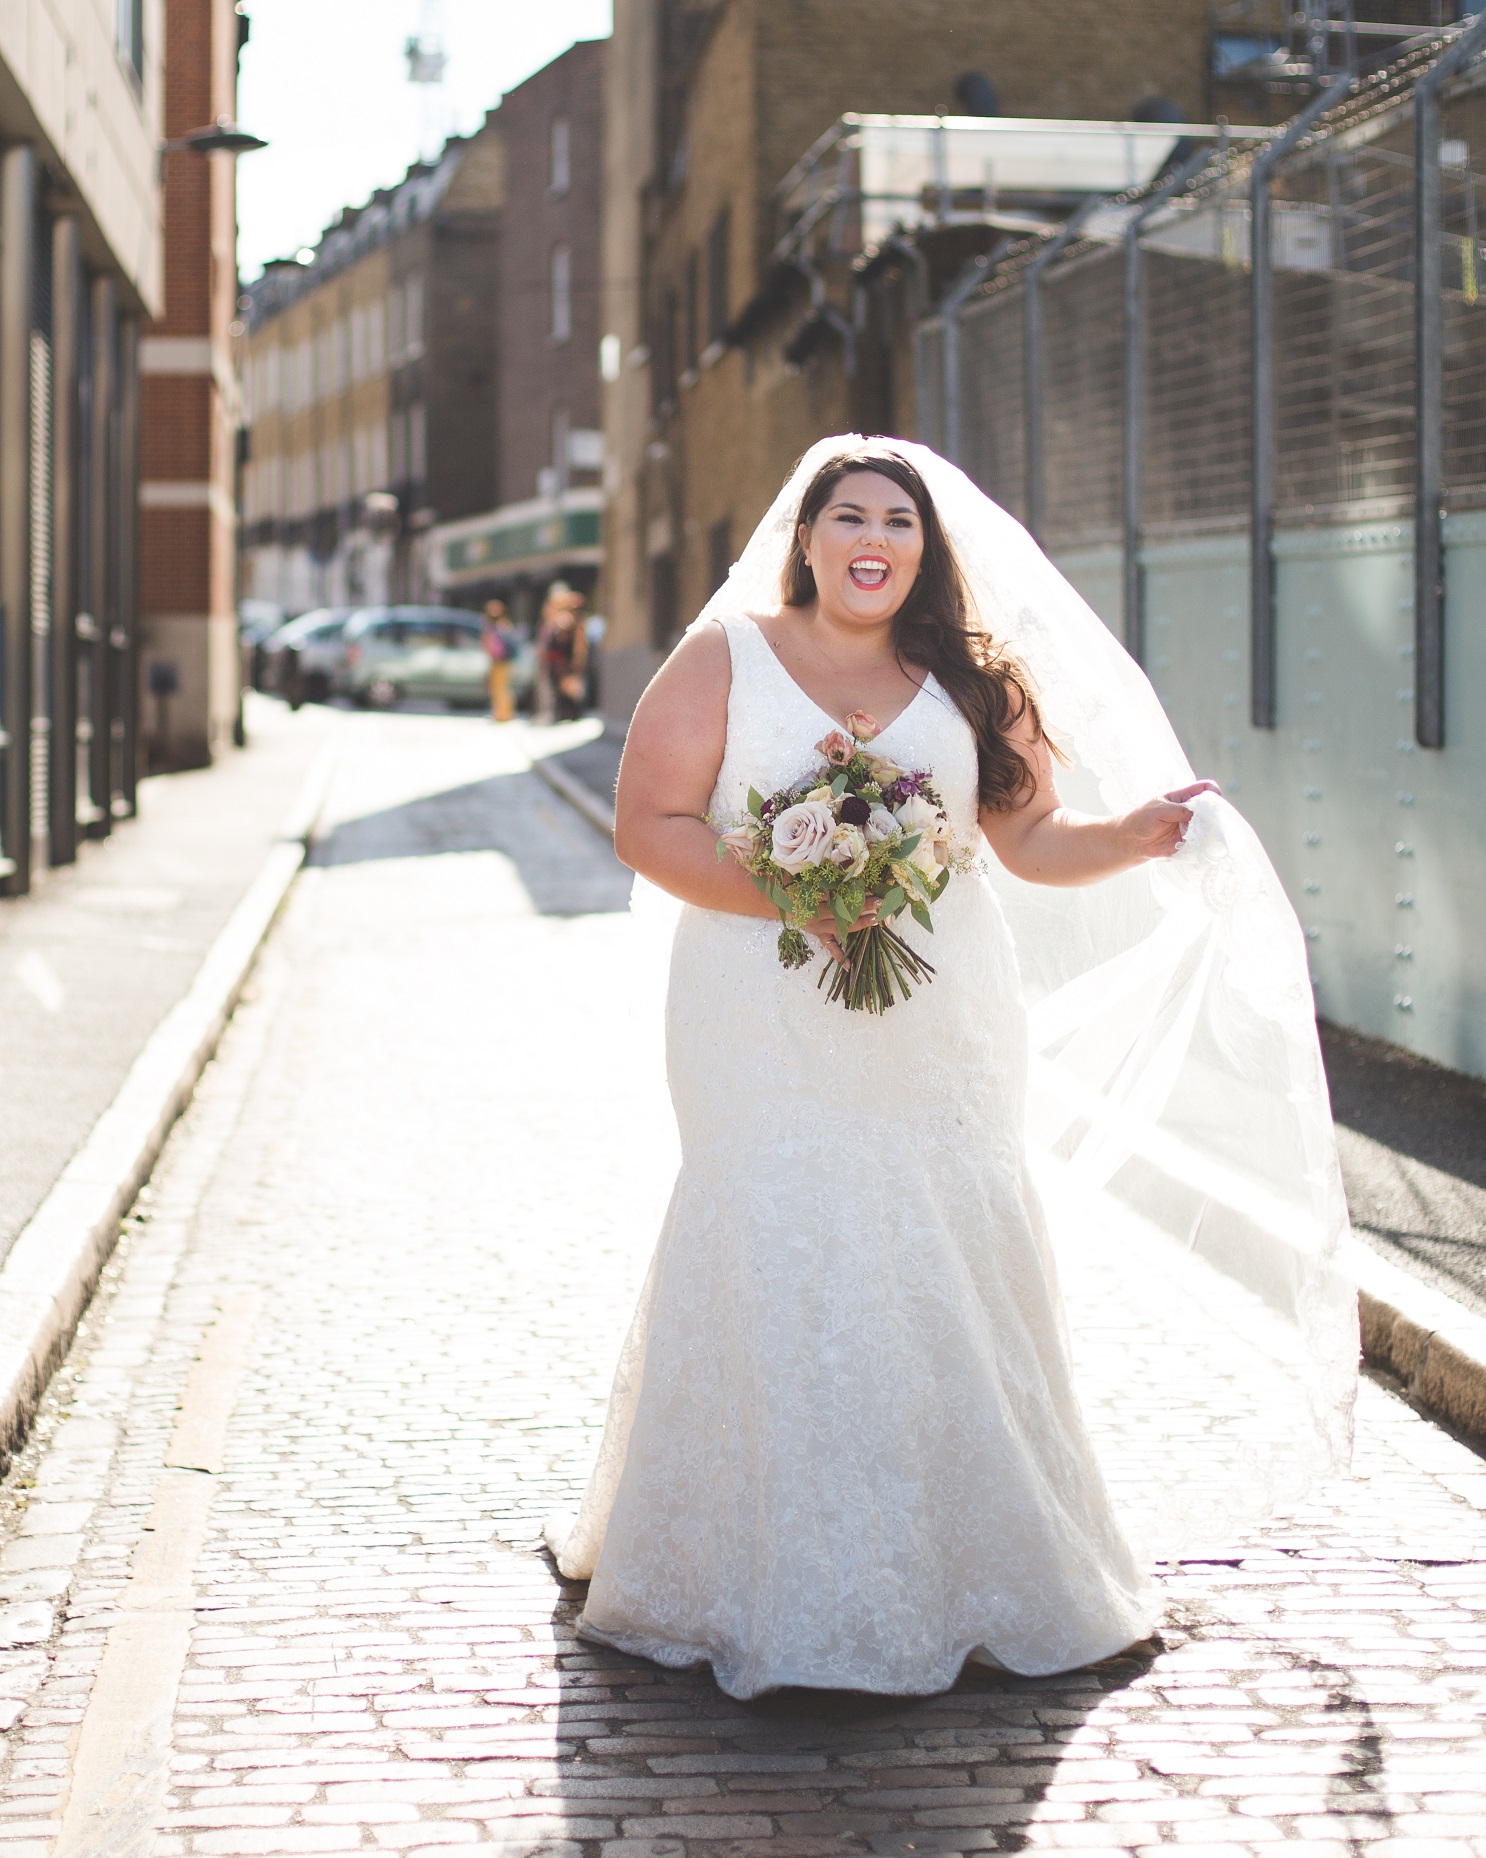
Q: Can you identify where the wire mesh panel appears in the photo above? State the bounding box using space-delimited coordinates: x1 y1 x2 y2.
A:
1143 251 1251 530
1042 249 1124 548
1440 87 1486 501
916 320 946 456
932 56 1486 549
957 290 1026 524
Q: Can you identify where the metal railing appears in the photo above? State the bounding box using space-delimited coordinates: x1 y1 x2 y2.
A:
920 24 1486 749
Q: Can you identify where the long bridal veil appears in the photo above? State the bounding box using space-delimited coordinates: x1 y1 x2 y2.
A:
635 434 1357 1560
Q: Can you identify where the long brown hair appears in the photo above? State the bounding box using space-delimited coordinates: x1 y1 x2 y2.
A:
780 447 1052 812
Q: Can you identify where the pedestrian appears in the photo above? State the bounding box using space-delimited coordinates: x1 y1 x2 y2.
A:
481 600 517 724
544 436 1357 1701
537 584 589 723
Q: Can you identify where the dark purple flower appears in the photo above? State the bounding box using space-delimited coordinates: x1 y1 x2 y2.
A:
838 793 871 826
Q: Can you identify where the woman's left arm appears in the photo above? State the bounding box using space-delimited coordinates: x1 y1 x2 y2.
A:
980 712 1218 887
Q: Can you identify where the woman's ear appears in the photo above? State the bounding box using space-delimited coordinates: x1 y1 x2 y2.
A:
798 521 812 568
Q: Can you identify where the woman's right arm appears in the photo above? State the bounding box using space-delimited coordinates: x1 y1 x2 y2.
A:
612 623 779 919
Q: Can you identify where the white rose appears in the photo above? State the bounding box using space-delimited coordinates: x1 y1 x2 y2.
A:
894 792 950 843
863 804 899 844
825 822 868 878
805 784 835 805
770 799 835 873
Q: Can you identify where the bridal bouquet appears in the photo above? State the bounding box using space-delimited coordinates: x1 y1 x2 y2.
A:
715 710 965 1014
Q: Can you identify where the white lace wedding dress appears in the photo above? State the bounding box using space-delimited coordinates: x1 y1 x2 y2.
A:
548 610 1156 1699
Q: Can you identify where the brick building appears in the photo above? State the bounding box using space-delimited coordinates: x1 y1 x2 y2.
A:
238 126 503 611
0 0 163 893
595 0 1291 714
139 0 247 771
426 42 606 627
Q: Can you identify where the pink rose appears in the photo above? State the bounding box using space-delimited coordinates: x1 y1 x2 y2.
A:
845 709 880 742
770 799 835 873
815 730 856 768
718 824 759 867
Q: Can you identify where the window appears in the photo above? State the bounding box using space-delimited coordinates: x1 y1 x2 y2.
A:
551 244 572 343
405 276 424 356
368 300 386 374
707 516 733 595
333 319 349 393
649 555 678 650
684 251 699 376
353 427 370 495
550 116 571 195
409 402 427 483
653 287 677 411
371 422 389 487
315 328 332 402
388 286 405 363
351 307 367 382
116 0 143 82
707 206 731 347
390 409 407 483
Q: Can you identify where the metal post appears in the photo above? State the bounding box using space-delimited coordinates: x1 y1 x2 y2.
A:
1123 147 1214 663
940 247 1002 469
84 274 115 832
1414 14 1486 749
1023 198 1099 546
0 145 36 892
1250 77 1350 729
114 317 140 814
50 214 81 865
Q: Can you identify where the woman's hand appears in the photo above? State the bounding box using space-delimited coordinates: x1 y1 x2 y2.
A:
805 896 880 966
1118 780 1222 863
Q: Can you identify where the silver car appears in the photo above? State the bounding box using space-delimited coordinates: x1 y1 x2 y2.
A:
341 606 492 709
263 607 356 707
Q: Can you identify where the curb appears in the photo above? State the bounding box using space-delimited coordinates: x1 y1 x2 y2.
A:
531 749 1486 1455
1345 1233 1486 1448
0 743 337 1473
533 754 617 838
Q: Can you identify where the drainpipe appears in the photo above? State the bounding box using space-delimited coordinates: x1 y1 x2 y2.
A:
1024 196 1100 546
0 144 36 892
1414 13 1486 750
1122 146 1214 664
1250 75 1351 729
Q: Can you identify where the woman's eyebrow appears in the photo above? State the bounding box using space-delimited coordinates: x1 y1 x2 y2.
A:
826 499 917 515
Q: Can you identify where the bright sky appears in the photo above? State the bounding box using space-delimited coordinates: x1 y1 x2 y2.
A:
235 0 612 281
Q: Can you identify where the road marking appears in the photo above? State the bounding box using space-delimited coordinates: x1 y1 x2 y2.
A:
53 1293 261 1858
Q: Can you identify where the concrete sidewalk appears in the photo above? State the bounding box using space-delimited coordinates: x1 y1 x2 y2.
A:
0 694 334 1262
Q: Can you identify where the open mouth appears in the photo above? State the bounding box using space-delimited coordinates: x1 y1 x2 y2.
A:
848 556 890 590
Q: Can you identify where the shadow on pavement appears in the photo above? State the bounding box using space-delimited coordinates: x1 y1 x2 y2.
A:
546 1571 1163 1851
1322 1020 1486 1191
1321 1020 1486 1316
308 770 633 916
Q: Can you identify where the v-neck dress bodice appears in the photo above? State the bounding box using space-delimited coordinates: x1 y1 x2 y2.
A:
550 607 1153 1699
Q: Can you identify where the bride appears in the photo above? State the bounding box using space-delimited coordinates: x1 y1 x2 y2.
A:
546 439 1356 1700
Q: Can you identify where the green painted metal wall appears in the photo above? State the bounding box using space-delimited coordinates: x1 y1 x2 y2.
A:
1055 517 1486 1078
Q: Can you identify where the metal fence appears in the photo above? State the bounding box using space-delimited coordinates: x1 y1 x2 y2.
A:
919 23 1486 749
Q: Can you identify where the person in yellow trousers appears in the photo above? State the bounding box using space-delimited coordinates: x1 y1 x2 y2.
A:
482 600 517 723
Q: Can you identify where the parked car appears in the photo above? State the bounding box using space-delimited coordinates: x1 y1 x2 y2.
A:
341 606 497 709
262 607 357 707
238 600 286 692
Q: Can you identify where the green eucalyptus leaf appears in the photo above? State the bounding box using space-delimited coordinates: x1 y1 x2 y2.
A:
880 884 905 916
897 832 921 858
747 786 765 819
910 900 934 933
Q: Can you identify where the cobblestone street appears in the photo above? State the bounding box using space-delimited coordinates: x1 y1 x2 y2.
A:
1 711 1484 1858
